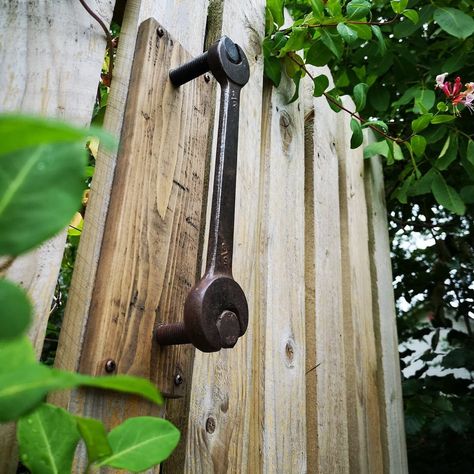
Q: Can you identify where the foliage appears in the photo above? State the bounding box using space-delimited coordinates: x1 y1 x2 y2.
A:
264 1 474 471
0 115 179 473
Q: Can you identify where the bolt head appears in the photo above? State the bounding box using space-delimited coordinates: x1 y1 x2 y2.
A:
157 27 164 37
204 73 211 83
174 373 184 386
216 310 240 348
104 359 116 373
205 416 216 434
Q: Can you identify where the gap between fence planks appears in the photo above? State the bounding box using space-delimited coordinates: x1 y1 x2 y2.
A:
0 1 113 471
365 150 408 474
338 97 385 473
303 71 350 473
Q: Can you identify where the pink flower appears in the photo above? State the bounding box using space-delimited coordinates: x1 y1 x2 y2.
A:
435 74 474 111
435 73 448 89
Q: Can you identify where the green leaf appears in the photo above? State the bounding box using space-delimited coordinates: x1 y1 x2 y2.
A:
460 185 474 204
393 142 404 161
326 0 342 16
433 8 474 40
364 140 390 159
413 90 435 114
97 417 180 472
431 114 455 124
319 29 343 59
368 86 390 112
0 114 115 157
403 9 419 24
313 74 329 97
288 71 303 104
279 28 308 56
371 25 386 55
412 114 433 133
263 40 281 87
310 0 325 18
18 404 81 474
362 120 389 133
305 40 333 67
411 135 427 158
325 89 343 113
0 279 32 340
409 169 437 196
0 142 87 255
390 0 408 14
350 119 363 149
346 0 371 20
0 367 163 422
437 102 449 112
353 83 369 112
267 0 284 28
76 416 112 464
467 140 474 166
436 134 458 170
0 336 35 373
431 173 465 215
337 23 358 44
350 23 372 40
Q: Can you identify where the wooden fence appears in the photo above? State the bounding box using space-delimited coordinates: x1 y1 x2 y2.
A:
0 1 407 472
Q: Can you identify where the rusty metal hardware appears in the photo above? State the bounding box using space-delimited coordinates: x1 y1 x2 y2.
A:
155 36 250 352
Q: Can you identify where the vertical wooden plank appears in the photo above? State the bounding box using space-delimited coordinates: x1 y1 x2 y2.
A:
185 1 267 472
337 97 384 473
261 76 307 473
365 152 408 474
0 1 113 471
303 74 350 473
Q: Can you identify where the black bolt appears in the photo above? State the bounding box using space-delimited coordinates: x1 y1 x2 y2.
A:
157 27 164 37
204 73 211 83
104 359 116 373
174 373 184 386
205 416 216 434
216 310 240 348
223 37 240 64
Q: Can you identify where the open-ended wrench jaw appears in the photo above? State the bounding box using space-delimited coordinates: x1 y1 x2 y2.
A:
155 36 249 352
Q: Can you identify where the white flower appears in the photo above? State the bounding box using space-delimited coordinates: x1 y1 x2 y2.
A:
435 72 449 89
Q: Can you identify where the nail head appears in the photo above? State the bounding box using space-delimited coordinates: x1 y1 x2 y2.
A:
105 359 116 373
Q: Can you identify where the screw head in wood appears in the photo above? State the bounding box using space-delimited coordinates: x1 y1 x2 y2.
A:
157 27 164 37
104 359 117 373
174 373 184 386
204 73 211 83
205 416 216 434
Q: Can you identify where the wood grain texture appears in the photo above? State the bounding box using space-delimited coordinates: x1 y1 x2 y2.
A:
303 73 350 473
185 1 266 472
365 151 408 474
0 1 113 471
54 0 210 393
261 76 307 473
58 19 212 473
338 97 384 474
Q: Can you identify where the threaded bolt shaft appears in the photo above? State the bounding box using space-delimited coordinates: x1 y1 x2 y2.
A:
155 322 190 346
169 51 210 87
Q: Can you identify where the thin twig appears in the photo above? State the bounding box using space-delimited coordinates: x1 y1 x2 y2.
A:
78 0 114 85
279 15 400 34
291 57 407 143
0 256 15 275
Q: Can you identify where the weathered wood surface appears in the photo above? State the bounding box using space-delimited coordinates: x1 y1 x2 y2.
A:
260 76 307 472
303 74 350 473
0 1 113 471
184 0 267 472
338 97 384 473
365 152 408 474
57 18 211 473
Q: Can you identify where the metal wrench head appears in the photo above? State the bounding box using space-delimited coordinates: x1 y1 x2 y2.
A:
208 36 250 87
183 274 248 352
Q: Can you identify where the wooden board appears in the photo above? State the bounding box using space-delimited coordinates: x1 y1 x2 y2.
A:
184 1 267 472
0 1 113 471
56 18 212 472
338 97 384 473
365 151 408 474
303 73 350 473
